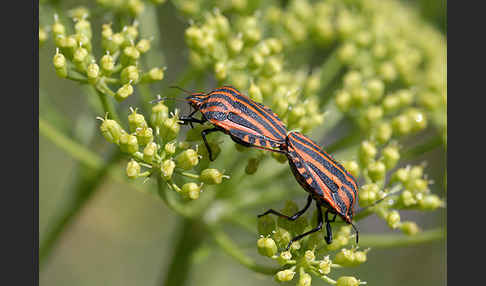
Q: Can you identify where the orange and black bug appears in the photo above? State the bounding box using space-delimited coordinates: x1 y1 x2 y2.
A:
167 85 288 161
259 131 359 250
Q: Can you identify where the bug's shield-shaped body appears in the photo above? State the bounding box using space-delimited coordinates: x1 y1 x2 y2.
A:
284 131 359 223
186 86 288 151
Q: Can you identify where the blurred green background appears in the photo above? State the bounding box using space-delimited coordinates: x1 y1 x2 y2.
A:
39 0 446 285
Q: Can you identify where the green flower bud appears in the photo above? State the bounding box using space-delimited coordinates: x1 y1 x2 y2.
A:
354 251 367 264
350 87 370 106
53 52 67 78
418 194 443 210
75 33 91 51
386 210 401 229
100 54 115 74
336 276 359 286
399 190 417 207
406 108 427 131
164 141 176 154
143 67 164 82
383 94 400 114
367 79 385 102
364 105 384 125
87 63 100 83
338 43 357 63
101 23 113 40
375 122 393 144
73 47 88 64
116 83 134 101
272 227 291 250
343 71 362 88
277 251 292 265
136 39 151 53
214 61 227 81
342 160 360 179
126 159 141 179
319 257 332 275
257 237 278 257
119 133 139 154
176 149 199 170
200 169 226 185
103 32 124 53
127 0 145 16
160 116 181 141
151 102 169 127
401 221 420 235
275 269 295 282
143 142 157 163
122 45 141 63
359 183 379 207
359 141 377 166
304 250 315 263
136 127 153 146
392 114 412 135
121 65 140 84
128 108 147 132
288 105 306 126
382 145 400 169
249 82 263 102
245 157 260 175
99 117 125 144
74 19 92 39
181 182 201 200
161 159 175 181
298 272 312 286
228 36 244 55
258 215 276 236
52 20 66 37
334 249 356 267
68 6 90 21
249 52 264 69
379 61 397 82
336 90 352 112
262 57 282 77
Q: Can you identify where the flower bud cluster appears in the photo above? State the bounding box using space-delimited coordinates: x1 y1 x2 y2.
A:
50 10 165 101
98 102 228 200
257 201 365 285
96 0 166 17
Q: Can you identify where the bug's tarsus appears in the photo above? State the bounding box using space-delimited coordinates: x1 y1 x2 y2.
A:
350 222 359 244
324 210 337 244
285 200 323 251
201 128 220 161
258 195 312 220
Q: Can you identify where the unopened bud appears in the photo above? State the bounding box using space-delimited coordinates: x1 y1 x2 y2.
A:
126 160 141 179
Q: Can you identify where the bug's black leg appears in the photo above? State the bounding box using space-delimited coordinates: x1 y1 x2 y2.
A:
285 200 323 251
258 195 312 220
179 116 206 126
201 128 220 161
324 211 337 244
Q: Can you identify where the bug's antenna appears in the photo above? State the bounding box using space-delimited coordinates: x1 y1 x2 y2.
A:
169 85 194 95
150 94 187 104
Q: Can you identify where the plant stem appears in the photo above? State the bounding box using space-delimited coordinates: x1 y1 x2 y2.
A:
160 218 204 286
95 88 120 122
402 134 443 160
359 228 444 248
318 49 343 106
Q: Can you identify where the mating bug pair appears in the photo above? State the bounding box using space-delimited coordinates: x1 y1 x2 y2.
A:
155 85 359 250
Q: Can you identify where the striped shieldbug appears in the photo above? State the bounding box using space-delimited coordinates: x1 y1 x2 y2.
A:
170 85 288 161
259 131 359 250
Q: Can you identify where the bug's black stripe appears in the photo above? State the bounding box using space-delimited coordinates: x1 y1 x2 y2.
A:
209 93 285 140
213 88 288 136
200 101 228 111
226 112 264 135
342 185 354 215
290 135 358 196
203 111 227 121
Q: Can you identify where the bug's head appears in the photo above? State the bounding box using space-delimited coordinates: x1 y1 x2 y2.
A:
185 92 208 109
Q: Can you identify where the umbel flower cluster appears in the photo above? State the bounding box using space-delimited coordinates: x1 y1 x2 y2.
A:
50 8 165 103
40 0 445 285
98 102 229 200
